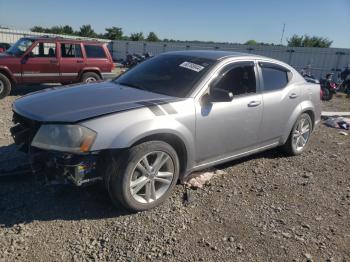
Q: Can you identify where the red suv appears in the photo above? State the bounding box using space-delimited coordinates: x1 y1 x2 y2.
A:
0 36 115 99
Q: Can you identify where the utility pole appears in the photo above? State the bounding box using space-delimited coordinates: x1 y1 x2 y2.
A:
280 23 285 45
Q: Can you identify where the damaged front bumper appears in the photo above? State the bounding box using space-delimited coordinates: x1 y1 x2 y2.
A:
29 148 103 186
10 111 103 186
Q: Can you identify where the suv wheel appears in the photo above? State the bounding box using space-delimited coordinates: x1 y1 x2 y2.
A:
106 141 180 211
0 73 12 99
282 113 312 156
81 72 101 83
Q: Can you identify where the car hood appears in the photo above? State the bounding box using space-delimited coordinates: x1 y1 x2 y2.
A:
13 81 176 123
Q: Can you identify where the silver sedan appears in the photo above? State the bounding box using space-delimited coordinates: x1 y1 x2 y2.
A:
11 51 321 211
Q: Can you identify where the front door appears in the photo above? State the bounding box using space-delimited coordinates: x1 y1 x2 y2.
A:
195 61 263 164
21 41 60 83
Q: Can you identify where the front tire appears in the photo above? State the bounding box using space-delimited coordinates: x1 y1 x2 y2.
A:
0 73 12 99
106 141 180 211
282 113 312 156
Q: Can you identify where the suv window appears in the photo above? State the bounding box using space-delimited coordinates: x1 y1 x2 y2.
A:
260 63 289 91
31 42 56 58
6 38 34 56
215 63 256 96
61 43 82 58
84 45 106 58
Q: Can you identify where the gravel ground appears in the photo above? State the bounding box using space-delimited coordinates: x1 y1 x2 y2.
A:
0 86 349 261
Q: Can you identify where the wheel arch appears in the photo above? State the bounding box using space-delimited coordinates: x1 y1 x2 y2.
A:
79 68 102 80
0 67 16 86
281 102 316 144
130 133 189 179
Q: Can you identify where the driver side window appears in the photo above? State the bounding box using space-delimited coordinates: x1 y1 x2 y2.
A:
31 42 56 58
215 63 257 96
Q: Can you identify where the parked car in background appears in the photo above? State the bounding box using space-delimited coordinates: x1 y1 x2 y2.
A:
11 51 321 211
0 36 115 99
0 42 11 53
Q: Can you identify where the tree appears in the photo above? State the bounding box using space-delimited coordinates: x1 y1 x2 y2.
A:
146 32 159 42
244 40 258 45
287 34 332 48
130 32 144 41
104 26 123 40
78 24 96 37
61 25 74 35
50 26 64 34
30 26 47 33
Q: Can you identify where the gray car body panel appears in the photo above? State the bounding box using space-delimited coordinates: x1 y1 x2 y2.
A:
13 51 321 178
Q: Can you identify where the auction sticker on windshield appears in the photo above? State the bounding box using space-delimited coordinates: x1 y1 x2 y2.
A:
179 61 205 72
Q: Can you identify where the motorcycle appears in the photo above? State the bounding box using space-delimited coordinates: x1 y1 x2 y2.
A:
123 52 153 68
319 74 337 101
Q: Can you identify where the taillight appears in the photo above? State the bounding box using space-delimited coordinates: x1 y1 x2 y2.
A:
330 83 336 89
320 86 323 99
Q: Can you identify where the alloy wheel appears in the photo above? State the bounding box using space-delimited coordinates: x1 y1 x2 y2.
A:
292 117 311 151
129 151 174 204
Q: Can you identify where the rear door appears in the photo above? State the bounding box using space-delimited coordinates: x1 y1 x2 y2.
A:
258 61 301 143
59 42 84 83
21 41 60 83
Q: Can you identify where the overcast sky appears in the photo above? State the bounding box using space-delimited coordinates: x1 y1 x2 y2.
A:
1 0 349 47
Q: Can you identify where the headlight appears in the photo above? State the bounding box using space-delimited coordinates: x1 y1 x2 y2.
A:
31 125 97 153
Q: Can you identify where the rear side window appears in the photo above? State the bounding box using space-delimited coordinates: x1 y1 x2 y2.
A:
61 43 82 58
260 63 289 92
84 45 106 58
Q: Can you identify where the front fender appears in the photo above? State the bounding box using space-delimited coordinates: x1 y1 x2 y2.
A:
81 106 196 166
0 65 17 84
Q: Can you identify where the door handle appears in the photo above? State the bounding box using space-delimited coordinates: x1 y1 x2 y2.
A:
289 93 298 99
76 60 83 63
50 60 58 64
248 101 261 107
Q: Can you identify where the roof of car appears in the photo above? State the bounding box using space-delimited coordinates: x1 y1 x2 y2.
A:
24 35 105 44
163 50 261 60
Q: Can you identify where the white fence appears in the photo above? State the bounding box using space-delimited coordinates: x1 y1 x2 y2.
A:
1 28 350 79
112 40 350 79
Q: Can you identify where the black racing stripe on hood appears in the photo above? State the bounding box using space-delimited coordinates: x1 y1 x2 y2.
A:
138 101 165 116
146 99 179 114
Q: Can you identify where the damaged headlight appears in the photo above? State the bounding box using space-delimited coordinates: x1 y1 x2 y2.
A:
31 125 97 153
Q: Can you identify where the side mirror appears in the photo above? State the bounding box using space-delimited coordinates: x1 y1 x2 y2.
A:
209 88 233 102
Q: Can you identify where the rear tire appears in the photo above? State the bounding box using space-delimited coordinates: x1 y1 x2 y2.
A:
81 72 101 83
322 88 333 101
282 113 312 156
0 73 12 99
106 141 180 212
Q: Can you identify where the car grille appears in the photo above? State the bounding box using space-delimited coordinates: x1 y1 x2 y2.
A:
10 112 41 152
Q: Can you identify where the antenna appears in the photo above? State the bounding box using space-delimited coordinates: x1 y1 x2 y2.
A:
280 23 285 45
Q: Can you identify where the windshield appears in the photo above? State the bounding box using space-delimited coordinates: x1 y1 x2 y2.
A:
114 54 216 97
6 38 34 56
